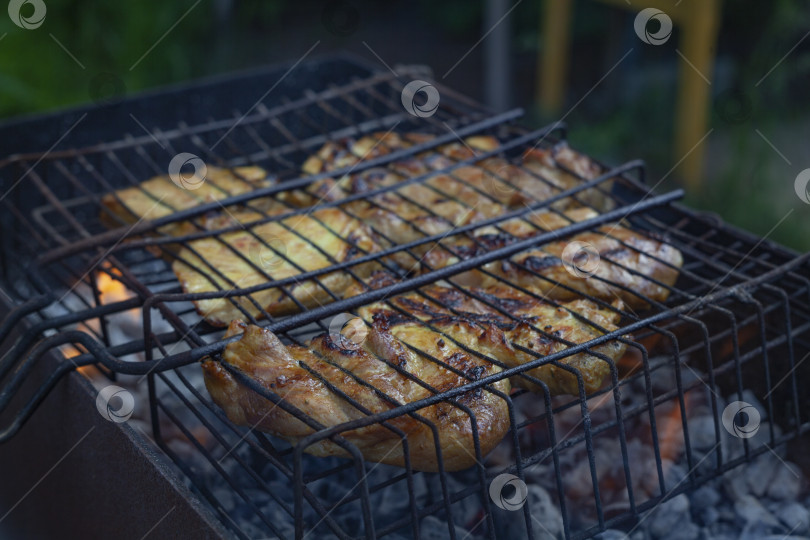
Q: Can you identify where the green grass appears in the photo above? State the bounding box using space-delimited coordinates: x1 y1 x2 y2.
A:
0 0 222 117
684 125 810 253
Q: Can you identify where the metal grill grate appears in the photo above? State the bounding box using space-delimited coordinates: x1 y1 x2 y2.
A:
0 66 809 539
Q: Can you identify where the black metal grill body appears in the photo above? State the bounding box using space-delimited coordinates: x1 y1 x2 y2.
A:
0 55 808 540
0 329 230 540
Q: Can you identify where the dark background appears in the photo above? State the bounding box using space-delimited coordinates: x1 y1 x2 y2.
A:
1 0 808 250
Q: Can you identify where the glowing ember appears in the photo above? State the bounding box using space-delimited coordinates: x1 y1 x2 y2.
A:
60 268 141 366
96 269 133 304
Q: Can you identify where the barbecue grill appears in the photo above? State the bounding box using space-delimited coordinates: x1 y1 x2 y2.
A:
1 55 809 539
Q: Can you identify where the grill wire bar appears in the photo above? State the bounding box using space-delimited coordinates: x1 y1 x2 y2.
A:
0 66 808 539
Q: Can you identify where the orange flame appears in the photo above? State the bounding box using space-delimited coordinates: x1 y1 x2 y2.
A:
659 393 690 463
60 269 138 371
96 270 131 304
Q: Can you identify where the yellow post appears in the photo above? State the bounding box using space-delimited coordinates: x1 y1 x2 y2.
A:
674 0 721 191
538 0 574 114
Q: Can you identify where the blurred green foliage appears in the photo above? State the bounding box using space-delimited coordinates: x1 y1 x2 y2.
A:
417 0 483 39
0 0 231 116
412 0 810 306
526 0 810 252
685 0 810 252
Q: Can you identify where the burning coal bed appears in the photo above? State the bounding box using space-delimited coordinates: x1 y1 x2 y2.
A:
55 278 809 540
111 357 810 540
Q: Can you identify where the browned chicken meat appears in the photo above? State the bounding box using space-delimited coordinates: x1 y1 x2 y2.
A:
101 129 683 335
291 132 615 212
350 272 627 395
101 165 275 235
203 319 511 471
202 273 627 470
282 134 511 265
298 132 496 176
99 131 676 478
283 132 663 292
173 208 384 325
420 207 684 308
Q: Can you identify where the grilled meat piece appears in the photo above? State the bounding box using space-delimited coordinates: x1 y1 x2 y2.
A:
173 208 383 325
521 146 614 211
284 134 509 255
420 208 683 307
293 132 614 212
350 273 627 395
203 319 511 471
103 164 390 326
503 227 683 307
299 132 498 177
101 165 274 235
287 133 505 207
287 164 508 272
